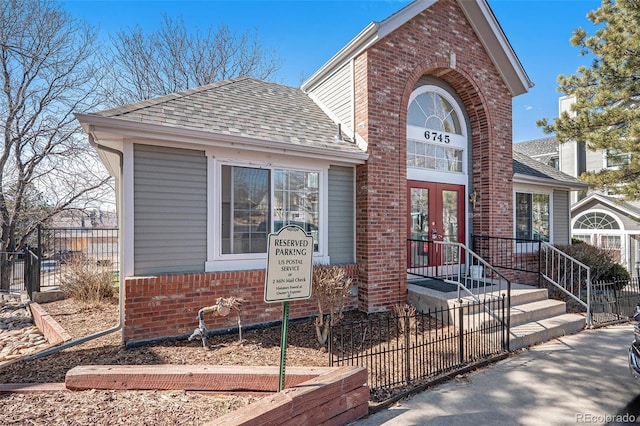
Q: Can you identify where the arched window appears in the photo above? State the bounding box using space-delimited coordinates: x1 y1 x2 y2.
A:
408 91 462 134
406 86 466 174
573 212 620 230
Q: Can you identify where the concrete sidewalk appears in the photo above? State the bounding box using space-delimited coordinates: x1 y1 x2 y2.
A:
353 324 638 426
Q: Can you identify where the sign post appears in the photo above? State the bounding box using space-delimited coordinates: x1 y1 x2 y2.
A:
264 225 314 391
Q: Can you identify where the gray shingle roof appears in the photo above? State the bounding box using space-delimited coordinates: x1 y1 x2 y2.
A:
94 77 363 154
513 136 559 167
513 137 558 157
513 151 586 187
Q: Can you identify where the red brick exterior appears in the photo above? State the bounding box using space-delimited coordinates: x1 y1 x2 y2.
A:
354 0 514 312
123 266 358 345
120 0 517 343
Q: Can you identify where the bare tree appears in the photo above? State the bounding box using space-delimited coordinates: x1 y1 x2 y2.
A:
104 15 282 106
0 0 111 290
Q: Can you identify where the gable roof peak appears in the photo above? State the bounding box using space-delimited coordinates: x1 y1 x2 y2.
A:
302 0 532 97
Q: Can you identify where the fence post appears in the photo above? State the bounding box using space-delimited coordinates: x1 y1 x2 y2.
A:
328 322 333 367
404 307 411 384
458 302 464 364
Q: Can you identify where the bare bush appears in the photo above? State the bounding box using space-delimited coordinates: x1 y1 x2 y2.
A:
59 257 115 305
394 303 417 334
312 265 352 347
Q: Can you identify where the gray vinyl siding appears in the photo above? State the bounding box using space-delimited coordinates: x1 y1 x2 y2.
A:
133 144 207 275
559 142 577 177
552 190 570 244
308 63 353 130
585 149 604 172
328 165 355 263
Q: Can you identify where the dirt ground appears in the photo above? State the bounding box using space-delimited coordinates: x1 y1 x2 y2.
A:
0 296 331 425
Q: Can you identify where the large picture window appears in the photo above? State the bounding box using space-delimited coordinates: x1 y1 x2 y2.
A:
221 165 319 255
515 192 550 241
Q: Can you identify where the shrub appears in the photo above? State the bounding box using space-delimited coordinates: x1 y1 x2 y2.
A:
600 263 631 290
312 264 352 347
59 256 115 305
553 243 615 283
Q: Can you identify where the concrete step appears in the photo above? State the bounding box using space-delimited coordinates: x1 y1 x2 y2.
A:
509 299 568 327
509 287 549 306
509 313 586 351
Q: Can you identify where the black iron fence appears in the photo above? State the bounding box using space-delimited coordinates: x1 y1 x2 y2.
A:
0 248 39 298
590 277 640 326
329 297 508 401
0 251 26 294
37 226 119 289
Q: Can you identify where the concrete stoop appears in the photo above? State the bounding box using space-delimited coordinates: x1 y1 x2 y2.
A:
407 283 586 351
508 287 585 350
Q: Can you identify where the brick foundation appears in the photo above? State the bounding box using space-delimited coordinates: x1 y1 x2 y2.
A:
122 265 358 345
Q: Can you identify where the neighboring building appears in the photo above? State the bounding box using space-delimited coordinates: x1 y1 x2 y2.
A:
517 95 640 276
77 0 545 345
513 137 559 170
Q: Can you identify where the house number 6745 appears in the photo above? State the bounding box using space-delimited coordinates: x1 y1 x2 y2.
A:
424 130 450 144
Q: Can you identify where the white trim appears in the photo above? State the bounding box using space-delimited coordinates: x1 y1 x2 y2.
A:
572 194 640 220
513 187 554 244
406 85 468 181
76 113 368 165
205 155 329 272
301 0 532 97
571 208 625 232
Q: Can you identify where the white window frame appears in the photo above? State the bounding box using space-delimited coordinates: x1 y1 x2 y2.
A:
406 85 468 186
513 187 554 251
604 149 631 169
206 153 329 272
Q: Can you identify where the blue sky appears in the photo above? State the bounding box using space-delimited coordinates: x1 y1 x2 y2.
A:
63 0 603 143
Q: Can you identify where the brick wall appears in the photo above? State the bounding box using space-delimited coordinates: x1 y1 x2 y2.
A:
122 265 358 345
354 0 514 312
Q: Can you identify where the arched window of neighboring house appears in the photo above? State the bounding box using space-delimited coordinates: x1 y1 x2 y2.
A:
573 211 624 263
573 212 620 230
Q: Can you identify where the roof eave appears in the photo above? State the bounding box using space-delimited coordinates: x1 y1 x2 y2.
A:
457 0 533 97
513 173 589 190
571 193 640 219
301 1 436 93
75 113 369 164
301 0 533 97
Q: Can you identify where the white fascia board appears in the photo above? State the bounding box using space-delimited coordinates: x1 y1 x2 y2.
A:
571 194 640 219
76 113 368 165
301 1 435 93
513 173 588 191
458 0 533 97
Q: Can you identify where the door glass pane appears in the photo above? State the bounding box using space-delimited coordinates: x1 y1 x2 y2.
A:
442 190 459 263
410 188 429 240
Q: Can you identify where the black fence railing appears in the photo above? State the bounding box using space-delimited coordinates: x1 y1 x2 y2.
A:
0 248 39 298
329 297 508 402
590 277 640 326
471 234 542 278
407 238 464 279
0 251 26 294
37 226 119 289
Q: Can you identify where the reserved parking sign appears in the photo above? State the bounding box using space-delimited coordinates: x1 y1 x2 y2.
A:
264 225 314 303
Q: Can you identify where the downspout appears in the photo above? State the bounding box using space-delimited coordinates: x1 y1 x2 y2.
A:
25 134 124 360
